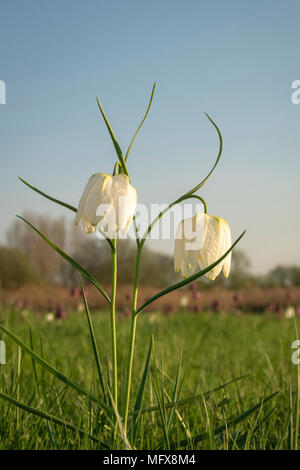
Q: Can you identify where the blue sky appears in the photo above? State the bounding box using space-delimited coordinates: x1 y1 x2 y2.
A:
0 0 299 272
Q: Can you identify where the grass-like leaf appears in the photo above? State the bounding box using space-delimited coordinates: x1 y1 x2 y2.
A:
166 352 182 431
137 230 246 314
130 337 153 443
18 178 116 252
79 276 107 402
0 325 112 414
17 215 110 304
18 177 77 212
96 97 128 176
107 388 132 450
182 113 223 198
231 407 276 449
0 390 106 446
151 346 170 449
176 391 279 448
130 374 249 416
125 83 156 162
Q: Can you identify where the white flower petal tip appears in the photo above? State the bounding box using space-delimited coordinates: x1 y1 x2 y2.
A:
75 173 137 237
174 212 232 281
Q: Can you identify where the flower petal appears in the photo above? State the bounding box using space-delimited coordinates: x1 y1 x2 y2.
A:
75 174 102 226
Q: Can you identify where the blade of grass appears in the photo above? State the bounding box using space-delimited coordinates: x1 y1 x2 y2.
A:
163 387 192 443
151 341 170 449
107 388 132 450
16 216 110 304
0 325 112 414
233 407 276 450
27 324 40 395
130 374 249 416
176 391 279 448
0 390 106 446
79 276 107 402
130 337 153 443
166 351 182 431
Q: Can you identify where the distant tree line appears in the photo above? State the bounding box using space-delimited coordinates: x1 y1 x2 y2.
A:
1 213 177 288
1 212 300 290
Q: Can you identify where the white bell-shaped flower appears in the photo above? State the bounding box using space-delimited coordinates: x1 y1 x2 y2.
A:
174 212 231 280
75 173 137 236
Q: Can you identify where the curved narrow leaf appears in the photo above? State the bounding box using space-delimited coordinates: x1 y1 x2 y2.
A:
18 178 116 252
0 391 106 445
17 216 110 304
79 276 106 401
96 97 128 176
175 391 279 448
125 83 156 162
137 230 246 314
130 374 249 416
182 113 223 198
0 325 112 414
18 177 77 213
107 388 132 450
130 337 153 442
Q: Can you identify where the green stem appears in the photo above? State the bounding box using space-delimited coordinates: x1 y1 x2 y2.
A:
110 236 118 409
123 245 142 433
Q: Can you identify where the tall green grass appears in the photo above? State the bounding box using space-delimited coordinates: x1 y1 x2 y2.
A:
0 309 299 450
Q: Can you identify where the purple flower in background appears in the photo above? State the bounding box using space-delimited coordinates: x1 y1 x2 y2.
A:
70 287 80 299
233 293 243 303
266 303 278 313
55 305 66 320
189 283 198 293
212 300 221 312
193 291 201 300
15 299 25 310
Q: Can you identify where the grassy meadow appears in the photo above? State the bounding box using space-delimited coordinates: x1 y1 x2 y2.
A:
0 308 299 450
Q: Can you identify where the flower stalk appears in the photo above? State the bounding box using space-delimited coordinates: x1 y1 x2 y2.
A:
110 236 118 408
123 245 142 434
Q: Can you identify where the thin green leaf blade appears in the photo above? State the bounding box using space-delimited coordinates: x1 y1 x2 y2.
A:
96 97 128 176
166 351 182 431
18 177 77 213
79 276 107 401
130 374 249 416
125 83 156 162
18 178 116 252
0 391 105 445
0 325 112 414
131 337 153 442
17 216 110 303
176 391 279 448
107 388 132 450
183 113 223 197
